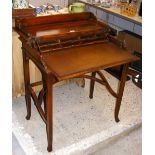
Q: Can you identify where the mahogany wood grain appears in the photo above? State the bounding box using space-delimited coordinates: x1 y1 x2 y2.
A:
42 42 138 81
15 12 96 28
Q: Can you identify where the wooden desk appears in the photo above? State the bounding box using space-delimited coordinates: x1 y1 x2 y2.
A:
15 12 138 152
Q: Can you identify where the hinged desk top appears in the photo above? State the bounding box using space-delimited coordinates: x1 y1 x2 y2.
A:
42 42 138 80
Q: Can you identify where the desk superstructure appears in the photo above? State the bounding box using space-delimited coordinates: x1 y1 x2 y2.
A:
15 12 138 152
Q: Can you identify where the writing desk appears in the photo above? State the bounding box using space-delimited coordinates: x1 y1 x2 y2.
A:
15 12 138 152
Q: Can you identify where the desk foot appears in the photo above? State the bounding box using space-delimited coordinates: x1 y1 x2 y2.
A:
89 96 93 99
115 116 120 122
25 95 31 120
26 115 30 120
47 146 52 152
115 102 121 123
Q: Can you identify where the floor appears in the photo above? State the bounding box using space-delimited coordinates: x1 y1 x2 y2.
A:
91 127 142 155
12 70 142 155
13 127 142 155
12 134 26 155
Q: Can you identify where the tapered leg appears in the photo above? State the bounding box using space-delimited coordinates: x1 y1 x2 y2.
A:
45 76 53 152
115 64 129 122
22 48 31 120
89 72 96 99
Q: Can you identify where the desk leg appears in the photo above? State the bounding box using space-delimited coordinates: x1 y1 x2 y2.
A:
45 76 53 152
22 49 31 120
89 72 96 99
115 63 129 122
